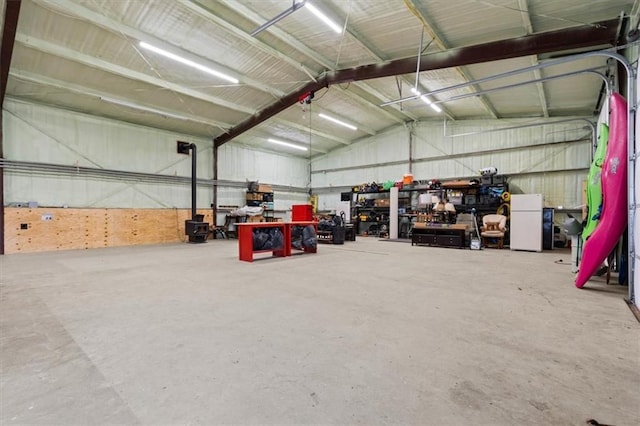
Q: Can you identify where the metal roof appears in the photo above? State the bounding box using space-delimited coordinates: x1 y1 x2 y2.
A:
2 0 636 157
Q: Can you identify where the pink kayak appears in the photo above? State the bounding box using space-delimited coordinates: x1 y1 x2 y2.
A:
575 93 628 288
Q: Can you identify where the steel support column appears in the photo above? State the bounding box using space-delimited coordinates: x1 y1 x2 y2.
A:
0 0 22 255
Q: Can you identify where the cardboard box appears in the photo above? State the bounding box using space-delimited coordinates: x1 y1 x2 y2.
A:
257 184 273 193
374 199 390 207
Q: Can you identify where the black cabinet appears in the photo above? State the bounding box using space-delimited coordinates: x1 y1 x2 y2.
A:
411 226 466 249
437 234 463 247
413 233 437 245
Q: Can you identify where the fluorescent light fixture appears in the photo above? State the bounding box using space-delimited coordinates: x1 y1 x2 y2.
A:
268 138 308 151
318 113 357 130
305 2 343 34
251 0 306 36
100 96 190 120
420 95 442 113
139 41 239 84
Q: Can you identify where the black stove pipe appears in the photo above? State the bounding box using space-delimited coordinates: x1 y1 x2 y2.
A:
190 143 196 220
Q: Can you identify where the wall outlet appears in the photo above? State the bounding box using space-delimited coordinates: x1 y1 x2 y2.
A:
41 214 53 221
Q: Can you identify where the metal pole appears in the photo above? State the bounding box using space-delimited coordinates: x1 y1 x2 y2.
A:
408 123 413 174
213 144 218 225
620 58 637 304
382 47 637 106
0 0 22 255
191 143 197 221
432 68 610 106
414 29 424 91
446 117 595 141
433 67 607 161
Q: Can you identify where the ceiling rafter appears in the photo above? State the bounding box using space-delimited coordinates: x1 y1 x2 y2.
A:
217 0 333 70
232 136 328 155
214 17 620 146
518 0 550 118
208 0 404 123
312 106 376 136
35 0 285 98
321 82 408 125
235 135 328 155
8 69 233 129
270 117 352 145
15 34 255 113
177 0 313 80
180 0 378 135
15 33 356 145
218 0 413 124
34 0 375 140
403 0 499 119
336 8 456 120
31 0 295 107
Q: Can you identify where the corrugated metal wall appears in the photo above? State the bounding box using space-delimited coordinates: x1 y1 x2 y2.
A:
3 99 213 208
312 118 592 211
0 98 601 222
632 37 640 308
2 100 309 219
215 142 310 213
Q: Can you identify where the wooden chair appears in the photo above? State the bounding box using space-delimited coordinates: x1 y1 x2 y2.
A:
480 214 507 249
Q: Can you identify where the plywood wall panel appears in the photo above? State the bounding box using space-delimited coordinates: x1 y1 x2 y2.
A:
4 208 214 254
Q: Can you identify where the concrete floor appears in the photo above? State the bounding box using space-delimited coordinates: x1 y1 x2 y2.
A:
1 238 638 425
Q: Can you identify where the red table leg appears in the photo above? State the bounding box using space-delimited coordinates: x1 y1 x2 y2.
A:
238 224 255 262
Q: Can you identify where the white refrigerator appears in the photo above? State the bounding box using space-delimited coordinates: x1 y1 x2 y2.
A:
510 194 543 252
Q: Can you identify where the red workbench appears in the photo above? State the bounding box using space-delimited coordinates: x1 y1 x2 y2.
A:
236 221 318 262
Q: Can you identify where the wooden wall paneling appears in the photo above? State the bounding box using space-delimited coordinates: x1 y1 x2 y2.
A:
4 208 216 254
108 209 136 247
